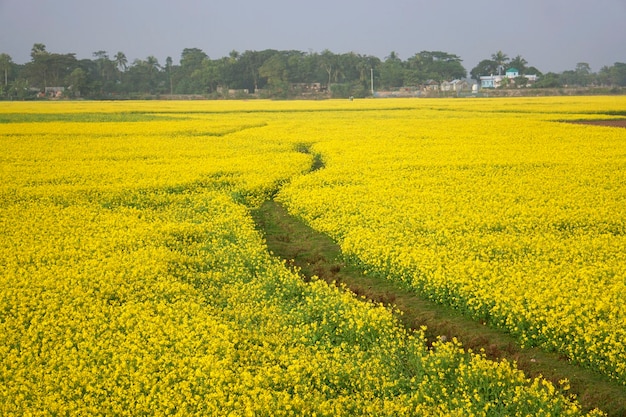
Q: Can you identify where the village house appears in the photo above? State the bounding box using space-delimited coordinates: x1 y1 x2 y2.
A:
423 80 440 91
40 86 65 98
441 79 471 92
480 68 538 88
291 83 326 93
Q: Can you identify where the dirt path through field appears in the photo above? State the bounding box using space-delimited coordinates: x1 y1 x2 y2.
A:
251 143 626 415
252 200 626 415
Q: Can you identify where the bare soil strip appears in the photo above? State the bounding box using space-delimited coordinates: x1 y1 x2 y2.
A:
567 119 626 128
252 200 626 416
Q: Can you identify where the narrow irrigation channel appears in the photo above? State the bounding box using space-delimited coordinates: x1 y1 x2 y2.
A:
251 147 626 416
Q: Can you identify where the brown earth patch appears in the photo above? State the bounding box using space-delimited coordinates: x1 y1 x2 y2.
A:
568 119 626 128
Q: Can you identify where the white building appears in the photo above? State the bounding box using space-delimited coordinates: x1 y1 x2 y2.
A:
480 68 538 88
441 79 471 92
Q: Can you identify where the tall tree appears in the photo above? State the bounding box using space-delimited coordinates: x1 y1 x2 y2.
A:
66 67 86 97
126 56 162 94
145 56 160 71
219 50 246 89
180 48 207 72
0 53 13 87
259 53 288 84
319 49 336 87
31 43 47 58
355 54 371 85
28 43 50 88
534 72 561 88
177 48 208 93
113 51 128 87
525 66 542 76
145 55 161 91
48 53 77 87
199 58 222 93
406 51 466 83
165 56 173 94
575 62 592 86
93 51 115 82
379 51 404 88
599 62 626 86
114 52 128 72
92 50 118 95
509 55 528 73
610 62 626 86
336 52 361 83
22 44 77 90
490 50 509 74
239 49 275 93
561 62 593 87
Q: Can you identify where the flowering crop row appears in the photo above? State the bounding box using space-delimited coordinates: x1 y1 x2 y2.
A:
277 96 626 387
0 100 607 415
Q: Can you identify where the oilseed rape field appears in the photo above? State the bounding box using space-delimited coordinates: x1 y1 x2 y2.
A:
277 97 626 387
1 98 624 416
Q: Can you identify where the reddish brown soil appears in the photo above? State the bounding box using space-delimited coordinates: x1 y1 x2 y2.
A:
569 119 626 128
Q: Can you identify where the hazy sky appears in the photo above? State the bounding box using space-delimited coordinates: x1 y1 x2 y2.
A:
1 0 625 73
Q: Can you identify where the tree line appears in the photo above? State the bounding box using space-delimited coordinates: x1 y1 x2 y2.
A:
1 44 625 99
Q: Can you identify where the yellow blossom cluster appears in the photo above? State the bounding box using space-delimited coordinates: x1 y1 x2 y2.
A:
0 100 609 415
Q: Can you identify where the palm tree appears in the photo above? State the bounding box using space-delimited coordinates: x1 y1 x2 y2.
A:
146 56 159 69
229 50 240 62
491 50 509 75
145 56 161 93
385 51 402 63
114 52 128 72
30 43 47 59
114 52 127 85
510 55 528 74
